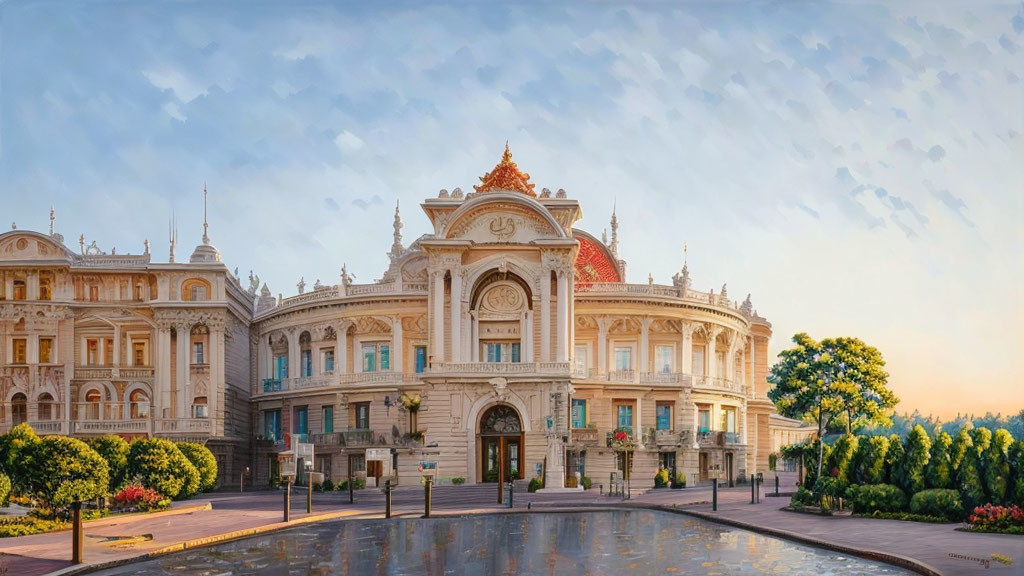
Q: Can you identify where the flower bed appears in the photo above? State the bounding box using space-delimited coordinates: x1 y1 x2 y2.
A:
111 485 171 513
964 504 1024 535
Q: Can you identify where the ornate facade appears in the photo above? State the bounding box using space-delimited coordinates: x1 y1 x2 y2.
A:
1 146 808 490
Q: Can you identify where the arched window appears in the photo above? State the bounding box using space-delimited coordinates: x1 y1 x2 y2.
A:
11 393 27 425
85 389 102 420
37 393 55 421
193 396 208 418
129 389 150 419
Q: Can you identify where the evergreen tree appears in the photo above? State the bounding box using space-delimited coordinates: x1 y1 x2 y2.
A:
926 431 953 489
856 435 889 485
949 427 972 474
885 433 905 487
901 425 931 494
958 430 986 510
984 428 1013 505
829 433 858 487
1009 439 1024 507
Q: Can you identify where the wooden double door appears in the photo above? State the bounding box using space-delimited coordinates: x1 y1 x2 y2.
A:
481 435 522 483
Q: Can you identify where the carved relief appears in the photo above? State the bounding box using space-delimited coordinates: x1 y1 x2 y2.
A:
447 205 558 243
575 315 598 330
353 316 392 335
401 314 428 334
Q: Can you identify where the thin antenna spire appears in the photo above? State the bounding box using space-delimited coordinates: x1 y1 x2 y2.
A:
202 183 210 244
684 242 688 265
169 211 178 263
609 202 619 259
49 206 55 235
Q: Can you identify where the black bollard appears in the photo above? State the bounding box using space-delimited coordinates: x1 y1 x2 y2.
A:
712 478 718 511
751 474 756 503
384 479 393 519
71 500 83 564
423 477 433 518
348 474 354 504
508 481 514 508
283 480 291 522
307 477 313 514
775 475 779 496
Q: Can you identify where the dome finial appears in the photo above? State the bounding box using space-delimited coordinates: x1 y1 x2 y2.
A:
202 182 210 245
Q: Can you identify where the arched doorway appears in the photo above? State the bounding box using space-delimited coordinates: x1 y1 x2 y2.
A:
479 404 523 483
11 393 27 426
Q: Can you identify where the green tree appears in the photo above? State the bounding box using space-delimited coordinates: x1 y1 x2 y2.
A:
0 472 10 506
855 435 889 484
88 435 130 492
828 433 858 487
949 427 972 474
958 431 986 510
885 433 905 487
900 425 931 495
0 423 41 495
33 436 109 506
768 333 896 481
1009 440 1024 507
127 438 200 499
926 431 953 489
984 428 1013 505
177 442 218 493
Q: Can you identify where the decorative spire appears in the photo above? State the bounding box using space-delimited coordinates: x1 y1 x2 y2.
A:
79 234 85 254
49 207 55 235
740 294 753 317
389 200 404 259
168 212 178 263
473 141 537 196
683 242 688 265
609 203 619 259
202 183 210 245
144 239 150 255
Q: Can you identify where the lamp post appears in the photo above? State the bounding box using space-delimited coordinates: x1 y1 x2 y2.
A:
240 466 250 493
305 461 313 514
384 395 393 416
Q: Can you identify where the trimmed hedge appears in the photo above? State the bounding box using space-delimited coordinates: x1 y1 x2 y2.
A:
0 516 66 537
88 435 130 492
0 473 10 506
844 483 906 514
127 438 200 500
909 489 963 521
34 436 109 507
177 442 218 493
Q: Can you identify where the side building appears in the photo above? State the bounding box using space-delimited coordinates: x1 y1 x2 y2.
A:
0 219 252 487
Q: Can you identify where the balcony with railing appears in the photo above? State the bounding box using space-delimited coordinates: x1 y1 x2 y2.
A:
429 362 571 377
692 375 745 395
639 372 692 385
189 364 210 377
70 401 153 435
605 370 636 383
120 366 155 379
569 427 600 446
340 428 377 446
73 365 155 380
262 378 286 393
155 417 211 434
74 366 113 379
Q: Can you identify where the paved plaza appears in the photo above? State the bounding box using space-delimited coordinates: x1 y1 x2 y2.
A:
1 484 1020 576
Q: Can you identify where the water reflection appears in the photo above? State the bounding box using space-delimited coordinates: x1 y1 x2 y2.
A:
92 510 911 575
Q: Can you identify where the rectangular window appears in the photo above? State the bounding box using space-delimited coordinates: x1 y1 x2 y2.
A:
294 406 308 435
698 406 712 434
191 285 206 301
13 280 26 300
87 339 99 365
323 350 335 373
12 338 27 363
656 402 673 431
263 409 282 441
574 345 588 376
39 338 54 364
193 342 204 364
355 403 370 430
362 345 376 372
485 342 521 363
89 285 99 301
614 347 632 371
616 404 633 428
133 342 146 366
301 350 312 376
322 406 334 434
274 355 288 379
655 345 673 373
134 283 144 301
380 345 390 371
104 339 113 365
717 352 726 379
571 399 587 428
39 281 52 301
692 345 706 375
415 346 427 373
721 407 737 433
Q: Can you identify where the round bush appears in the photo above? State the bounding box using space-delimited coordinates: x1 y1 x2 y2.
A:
0 423 41 495
910 489 963 521
845 483 907 514
127 439 200 499
654 468 669 488
88 435 130 492
34 436 109 506
176 442 218 493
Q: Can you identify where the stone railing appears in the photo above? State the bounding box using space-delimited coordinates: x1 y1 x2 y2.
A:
31 420 66 434
263 378 286 393
692 375 745 394
310 432 340 445
346 283 397 296
72 419 150 435
577 282 748 314
291 374 336 390
156 418 211 434
429 362 571 375
606 370 636 383
340 429 376 446
190 364 210 376
120 367 155 379
570 427 600 446
257 372 421 395
639 372 692 385
74 366 113 379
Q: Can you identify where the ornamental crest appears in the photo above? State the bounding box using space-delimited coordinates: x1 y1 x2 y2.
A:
488 377 510 402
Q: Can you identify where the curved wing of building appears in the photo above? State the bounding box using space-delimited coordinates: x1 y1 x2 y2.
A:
0 146 811 489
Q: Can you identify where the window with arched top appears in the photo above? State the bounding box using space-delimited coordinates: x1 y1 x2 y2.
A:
11 393 27 425
129 389 150 419
85 388 102 420
193 396 208 418
37 393 54 421
181 278 212 301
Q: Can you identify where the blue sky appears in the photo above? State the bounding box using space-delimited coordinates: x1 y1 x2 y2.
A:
2 1 1022 417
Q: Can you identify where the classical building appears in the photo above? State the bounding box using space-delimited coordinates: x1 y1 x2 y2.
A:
1 146 810 490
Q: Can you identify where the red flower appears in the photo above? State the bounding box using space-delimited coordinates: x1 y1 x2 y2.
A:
614 431 628 442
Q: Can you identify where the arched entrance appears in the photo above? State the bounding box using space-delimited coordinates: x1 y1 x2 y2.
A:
479 404 523 483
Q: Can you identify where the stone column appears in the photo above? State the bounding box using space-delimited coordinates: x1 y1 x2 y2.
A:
707 327 722 379
432 271 445 364
391 317 403 373
337 323 349 374
450 269 461 362
639 317 651 376
635 396 642 443
524 309 534 363
156 325 172 417
176 322 190 418
470 311 479 362
112 325 121 367
555 271 568 363
681 322 694 377
540 269 551 362
287 329 300 379
749 336 756 396
209 325 223 432
597 316 608 376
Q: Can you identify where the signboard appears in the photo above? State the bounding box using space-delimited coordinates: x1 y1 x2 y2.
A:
278 450 296 479
366 448 390 461
296 442 314 461
418 461 437 475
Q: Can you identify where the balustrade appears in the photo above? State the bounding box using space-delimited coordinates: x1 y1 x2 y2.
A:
429 362 570 375
569 427 599 446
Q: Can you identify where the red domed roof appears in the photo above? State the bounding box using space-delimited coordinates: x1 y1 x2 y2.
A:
574 230 621 287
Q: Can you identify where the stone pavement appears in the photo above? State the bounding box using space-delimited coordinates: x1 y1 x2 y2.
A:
0 484 1019 575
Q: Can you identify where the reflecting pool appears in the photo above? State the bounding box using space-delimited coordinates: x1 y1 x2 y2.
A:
92 509 912 575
